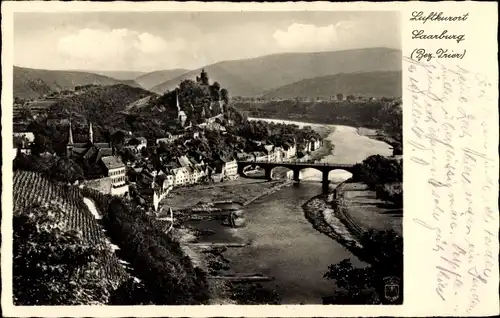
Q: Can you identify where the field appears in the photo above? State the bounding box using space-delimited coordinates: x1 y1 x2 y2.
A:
341 182 402 235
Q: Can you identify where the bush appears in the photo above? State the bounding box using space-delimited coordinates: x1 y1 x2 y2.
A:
324 229 403 304
83 191 210 305
13 203 117 305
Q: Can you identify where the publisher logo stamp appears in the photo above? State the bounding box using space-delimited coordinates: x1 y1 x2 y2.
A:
383 276 401 303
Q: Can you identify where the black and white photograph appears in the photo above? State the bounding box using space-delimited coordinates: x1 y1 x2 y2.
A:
10 10 403 306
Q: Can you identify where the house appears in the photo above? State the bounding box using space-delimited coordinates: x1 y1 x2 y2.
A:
313 138 323 150
252 151 268 162
101 156 129 196
171 165 190 186
189 166 205 184
283 141 297 159
222 157 238 180
13 132 35 158
178 155 192 168
273 147 286 162
236 152 253 161
13 132 35 144
124 137 147 152
156 133 181 145
139 168 157 186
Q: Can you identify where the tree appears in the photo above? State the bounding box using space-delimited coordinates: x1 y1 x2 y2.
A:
32 133 51 155
111 131 126 146
13 203 115 305
324 229 403 305
210 81 221 101
221 88 230 104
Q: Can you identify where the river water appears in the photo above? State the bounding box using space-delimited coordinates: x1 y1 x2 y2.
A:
188 119 393 304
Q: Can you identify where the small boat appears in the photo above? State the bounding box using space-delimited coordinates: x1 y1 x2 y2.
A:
223 210 246 228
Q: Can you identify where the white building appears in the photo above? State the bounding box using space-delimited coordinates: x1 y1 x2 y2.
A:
13 132 35 143
283 142 297 159
101 156 129 196
223 158 238 180
172 166 190 186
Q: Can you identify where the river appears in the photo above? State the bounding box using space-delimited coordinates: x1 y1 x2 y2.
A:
187 118 393 304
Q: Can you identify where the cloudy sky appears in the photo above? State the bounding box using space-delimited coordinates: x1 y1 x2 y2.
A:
14 11 400 72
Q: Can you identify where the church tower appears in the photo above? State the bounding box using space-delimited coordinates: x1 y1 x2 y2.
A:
89 121 94 144
66 121 74 158
68 121 74 144
176 90 181 113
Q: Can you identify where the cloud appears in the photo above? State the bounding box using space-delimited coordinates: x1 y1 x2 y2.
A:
56 28 183 70
272 21 361 52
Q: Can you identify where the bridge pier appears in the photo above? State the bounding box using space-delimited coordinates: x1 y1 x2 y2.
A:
264 168 273 181
322 171 330 191
293 169 300 182
322 171 330 185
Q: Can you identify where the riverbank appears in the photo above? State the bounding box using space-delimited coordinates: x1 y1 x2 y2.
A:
167 179 291 209
302 178 402 266
168 178 293 304
302 185 362 253
173 227 237 304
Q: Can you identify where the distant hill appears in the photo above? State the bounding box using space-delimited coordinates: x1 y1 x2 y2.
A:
263 71 402 99
134 69 190 90
14 66 142 99
151 47 401 96
90 70 147 81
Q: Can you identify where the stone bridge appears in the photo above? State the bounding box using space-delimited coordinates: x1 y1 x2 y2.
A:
237 160 357 186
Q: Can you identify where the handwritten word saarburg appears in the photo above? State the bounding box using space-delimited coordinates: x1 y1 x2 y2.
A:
411 48 467 62
410 11 470 24
412 30 465 44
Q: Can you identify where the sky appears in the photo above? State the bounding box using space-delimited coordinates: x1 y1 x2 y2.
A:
14 11 401 72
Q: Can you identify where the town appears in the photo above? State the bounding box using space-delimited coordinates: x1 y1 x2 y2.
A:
13 69 326 213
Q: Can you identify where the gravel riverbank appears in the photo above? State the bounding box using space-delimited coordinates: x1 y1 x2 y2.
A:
302 186 362 252
168 178 294 304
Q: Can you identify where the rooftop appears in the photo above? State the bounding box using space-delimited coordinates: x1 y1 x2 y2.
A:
101 156 125 170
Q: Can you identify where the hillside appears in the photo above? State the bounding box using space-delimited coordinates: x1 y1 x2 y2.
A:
49 84 155 128
14 66 142 99
13 170 126 279
263 71 402 99
134 69 190 90
151 47 401 96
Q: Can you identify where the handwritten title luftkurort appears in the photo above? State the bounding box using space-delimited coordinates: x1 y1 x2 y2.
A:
406 54 497 315
410 11 469 62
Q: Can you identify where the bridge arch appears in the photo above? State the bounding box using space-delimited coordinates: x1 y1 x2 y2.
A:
295 166 325 182
327 169 353 183
269 165 295 180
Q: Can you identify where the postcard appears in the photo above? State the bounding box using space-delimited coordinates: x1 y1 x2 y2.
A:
1 1 498 317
